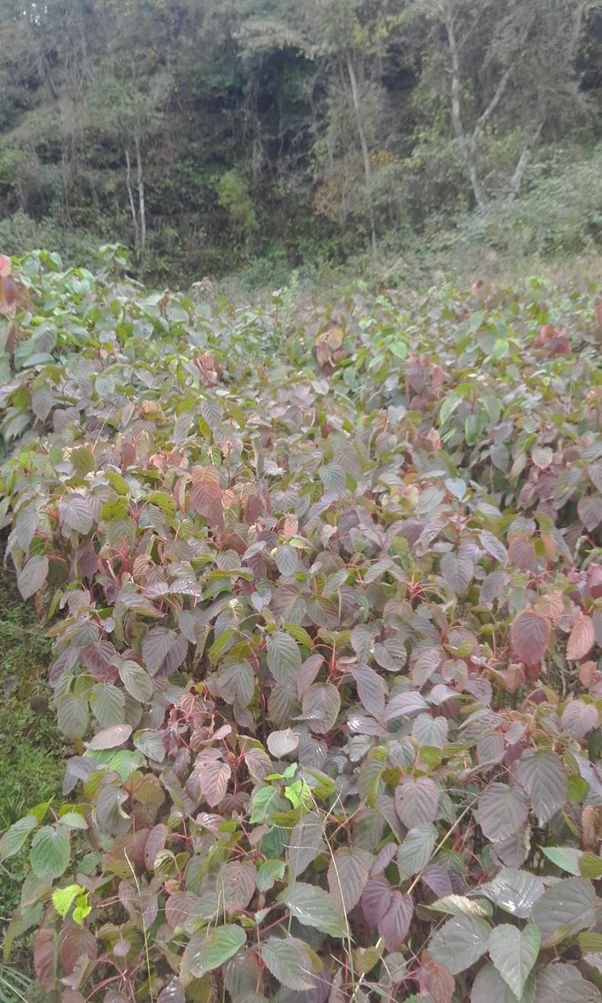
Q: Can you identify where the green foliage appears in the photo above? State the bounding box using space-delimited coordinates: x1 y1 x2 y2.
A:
217 170 258 239
1 251 602 1001
0 965 32 1003
0 0 601 280
0 551 64 925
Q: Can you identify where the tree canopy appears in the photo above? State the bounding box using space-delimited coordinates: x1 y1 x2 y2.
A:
0 0 601 280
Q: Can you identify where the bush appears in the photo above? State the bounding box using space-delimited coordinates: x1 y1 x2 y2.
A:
0 253 601 1002
434 145 602 263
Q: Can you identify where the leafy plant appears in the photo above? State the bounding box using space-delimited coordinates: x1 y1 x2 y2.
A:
0 251 601 1001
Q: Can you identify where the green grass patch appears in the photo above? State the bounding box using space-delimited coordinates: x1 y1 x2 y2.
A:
0 553 64 923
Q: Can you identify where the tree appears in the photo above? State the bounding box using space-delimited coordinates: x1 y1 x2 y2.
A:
437 0 588 211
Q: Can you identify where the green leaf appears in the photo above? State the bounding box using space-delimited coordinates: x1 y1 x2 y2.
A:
58 812 88 831
17 555 48 600
180 924 246 983
517 751 567 826
30 825 70 878
56 692 89 740
256 859 285 892
397 823 437 880
540 846 582 875
267 631 301 687
90 683 126 727
261 936 318 991
429 914 491 975
489 923 540 997
478 867 544 918
440 552 474 593
119 660 154 703
479 783 529 841
279 882 346 937
532 877 597 945
533 963 602 1003
472 963 535 1003
327 846 373 915
87 724 132 751
0 814 39 861
52 883 85 918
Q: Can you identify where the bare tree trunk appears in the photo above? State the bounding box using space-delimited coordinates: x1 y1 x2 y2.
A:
346 52 378 261
508 0 584 202
134 131 146 261
124 146 140 259
443 6 488 213
508 114 545 201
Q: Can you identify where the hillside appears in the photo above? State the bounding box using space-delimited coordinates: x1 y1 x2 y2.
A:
1 1 601 283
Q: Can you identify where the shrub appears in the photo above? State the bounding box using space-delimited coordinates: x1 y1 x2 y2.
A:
0 252 601 1002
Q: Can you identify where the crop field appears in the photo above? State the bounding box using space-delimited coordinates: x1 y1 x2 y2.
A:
0 250 601 1002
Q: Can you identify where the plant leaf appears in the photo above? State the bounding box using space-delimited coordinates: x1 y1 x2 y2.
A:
510 611 551 664
261 936 318 991
327 846 373 914
429 914 490 975
479 782 529 841
489 923 540 997
180 925 245 983
17 555 49 599
279 882 346 937
516 750 567 825
532 877 597 945
30 826 70 878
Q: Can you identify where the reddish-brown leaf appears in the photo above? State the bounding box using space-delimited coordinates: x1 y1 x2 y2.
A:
377 891 413 951
510 610 551 664
508 533 537 571
34 927 57 991
566 612 595 661
59 924 97 976
419 951 455 1003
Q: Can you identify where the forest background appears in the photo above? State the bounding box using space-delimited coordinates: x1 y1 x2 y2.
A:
1 0 602 287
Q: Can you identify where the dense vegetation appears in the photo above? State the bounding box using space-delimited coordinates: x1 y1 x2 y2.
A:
0 247 601 1001
1 0 602 282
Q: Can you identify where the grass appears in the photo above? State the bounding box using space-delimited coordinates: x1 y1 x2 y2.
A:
0 548 64 926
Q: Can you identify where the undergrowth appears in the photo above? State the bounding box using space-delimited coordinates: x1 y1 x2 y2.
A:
0 554 63 926
0 247 600 1002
